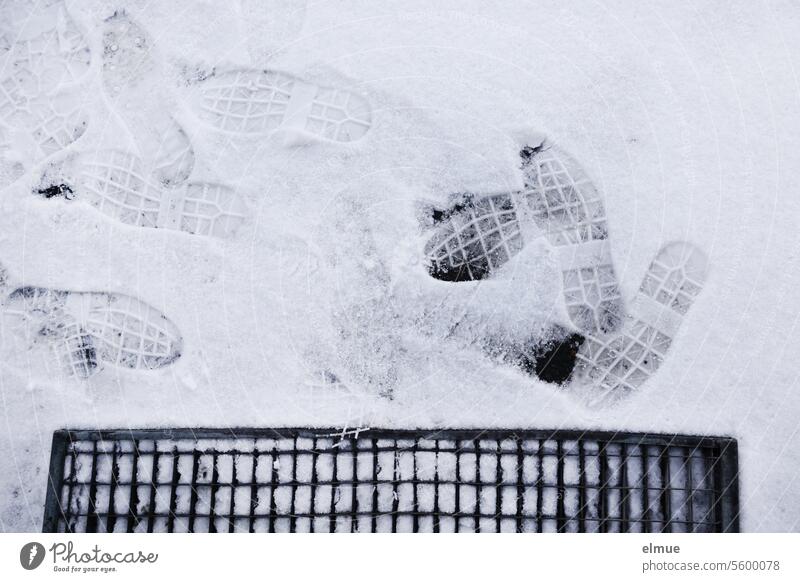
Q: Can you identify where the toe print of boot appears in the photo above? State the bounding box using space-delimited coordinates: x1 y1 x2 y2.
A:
2 281 182 379
424 193 524 282
423 138 623 335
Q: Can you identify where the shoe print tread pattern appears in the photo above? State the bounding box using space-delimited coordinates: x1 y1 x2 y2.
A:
69 150 246 238
0 32 89 182
640 242 705 314
191 69 371 142
54 321 98 378
1 12 91 95
561 263 622 334
75 150 162 228
0 124 24 184
423 142 623 334
3 286 181 377
149 119 195 186
0 0 89 172
101 12 195 186
101 12 155 94
23 97 87 155
2 286 97 378
0 77 87 156
81 293 181 371
520 145 607 245
424 194 523 281
520 144 622 334
573 242 707 406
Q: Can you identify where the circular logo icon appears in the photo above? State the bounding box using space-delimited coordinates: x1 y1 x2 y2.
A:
19 542 46 570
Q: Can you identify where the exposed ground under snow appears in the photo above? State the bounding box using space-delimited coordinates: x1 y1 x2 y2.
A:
1 0 800 531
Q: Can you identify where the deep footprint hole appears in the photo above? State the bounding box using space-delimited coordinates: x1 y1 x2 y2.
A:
37 183 73 199
519 332 585 385
430 198 472 224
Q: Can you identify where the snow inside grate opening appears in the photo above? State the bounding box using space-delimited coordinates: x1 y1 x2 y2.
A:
43 429 739 533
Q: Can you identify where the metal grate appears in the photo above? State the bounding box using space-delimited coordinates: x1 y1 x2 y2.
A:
42 428 739 533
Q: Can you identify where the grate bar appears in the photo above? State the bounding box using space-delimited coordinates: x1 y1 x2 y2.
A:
515 438 524 533
167 449 180 532
227 454 237 533
536 439 544 533
309 438 319 533
146 449 160 533
126 442 141 533
106 443 120 533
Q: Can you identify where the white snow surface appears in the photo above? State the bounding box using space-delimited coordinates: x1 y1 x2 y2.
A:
1 0 800 531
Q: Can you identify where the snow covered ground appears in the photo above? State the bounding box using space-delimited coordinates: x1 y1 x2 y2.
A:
1 0 800 531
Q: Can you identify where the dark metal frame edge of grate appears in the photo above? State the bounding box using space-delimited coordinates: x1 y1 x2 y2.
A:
42 427 740 534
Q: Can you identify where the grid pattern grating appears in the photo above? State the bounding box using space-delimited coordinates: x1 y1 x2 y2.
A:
43 428 739 533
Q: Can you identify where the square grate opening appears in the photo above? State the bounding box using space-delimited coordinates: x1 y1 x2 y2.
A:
43 428 739 533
